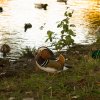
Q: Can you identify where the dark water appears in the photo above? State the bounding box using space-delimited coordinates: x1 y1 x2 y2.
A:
0 0 100 58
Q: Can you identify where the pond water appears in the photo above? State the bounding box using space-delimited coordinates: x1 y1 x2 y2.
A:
0 0 100 58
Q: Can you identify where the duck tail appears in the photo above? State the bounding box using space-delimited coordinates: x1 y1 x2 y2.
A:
56 54 65 65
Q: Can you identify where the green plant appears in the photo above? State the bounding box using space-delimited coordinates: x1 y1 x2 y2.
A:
20 46 36 58
45 8 76 50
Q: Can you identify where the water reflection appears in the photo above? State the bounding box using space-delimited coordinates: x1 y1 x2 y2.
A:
69 0 100 43
84 10 100 30
0 0 7 3
83 0 100 37
0 0 100 58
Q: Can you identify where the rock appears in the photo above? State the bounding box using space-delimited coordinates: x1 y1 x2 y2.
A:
8 97 15 100
23 98 34 100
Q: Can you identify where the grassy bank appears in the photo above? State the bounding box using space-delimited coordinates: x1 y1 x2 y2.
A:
0 41 100 100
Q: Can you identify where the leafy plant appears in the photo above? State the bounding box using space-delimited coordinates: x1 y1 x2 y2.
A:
45 8 76 50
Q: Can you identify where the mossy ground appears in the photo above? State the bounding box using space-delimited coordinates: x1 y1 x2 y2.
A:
0 42 100 100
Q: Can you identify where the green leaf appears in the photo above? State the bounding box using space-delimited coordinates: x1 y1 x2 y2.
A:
63 19 69 24
68 29 76 36
61 30 64 34
63 24 68 32
45 38 49 42
47 31 54 42
57 21 63 28
68 13 72 17
64 11 68 17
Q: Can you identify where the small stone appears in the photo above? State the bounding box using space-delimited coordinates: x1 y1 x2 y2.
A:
8 97 15 100
23 98 34 100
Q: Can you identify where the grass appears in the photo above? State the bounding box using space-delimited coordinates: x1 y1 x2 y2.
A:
20 46 36 58
0 41 100 100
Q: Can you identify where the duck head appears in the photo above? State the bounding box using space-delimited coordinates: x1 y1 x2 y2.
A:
35 47 54 66
36 47 54 60
42 4 48 10
24 23 32 32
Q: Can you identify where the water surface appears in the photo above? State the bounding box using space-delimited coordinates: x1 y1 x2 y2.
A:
0 0 100 58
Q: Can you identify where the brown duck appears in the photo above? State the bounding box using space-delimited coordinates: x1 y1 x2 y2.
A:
35 46 68 73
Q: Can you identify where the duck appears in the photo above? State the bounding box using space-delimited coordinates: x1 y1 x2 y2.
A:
0 7 3 12
34 3 48 10
35 46 69 73
24 23 32 32
0 44 11 57
57 0 67 4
